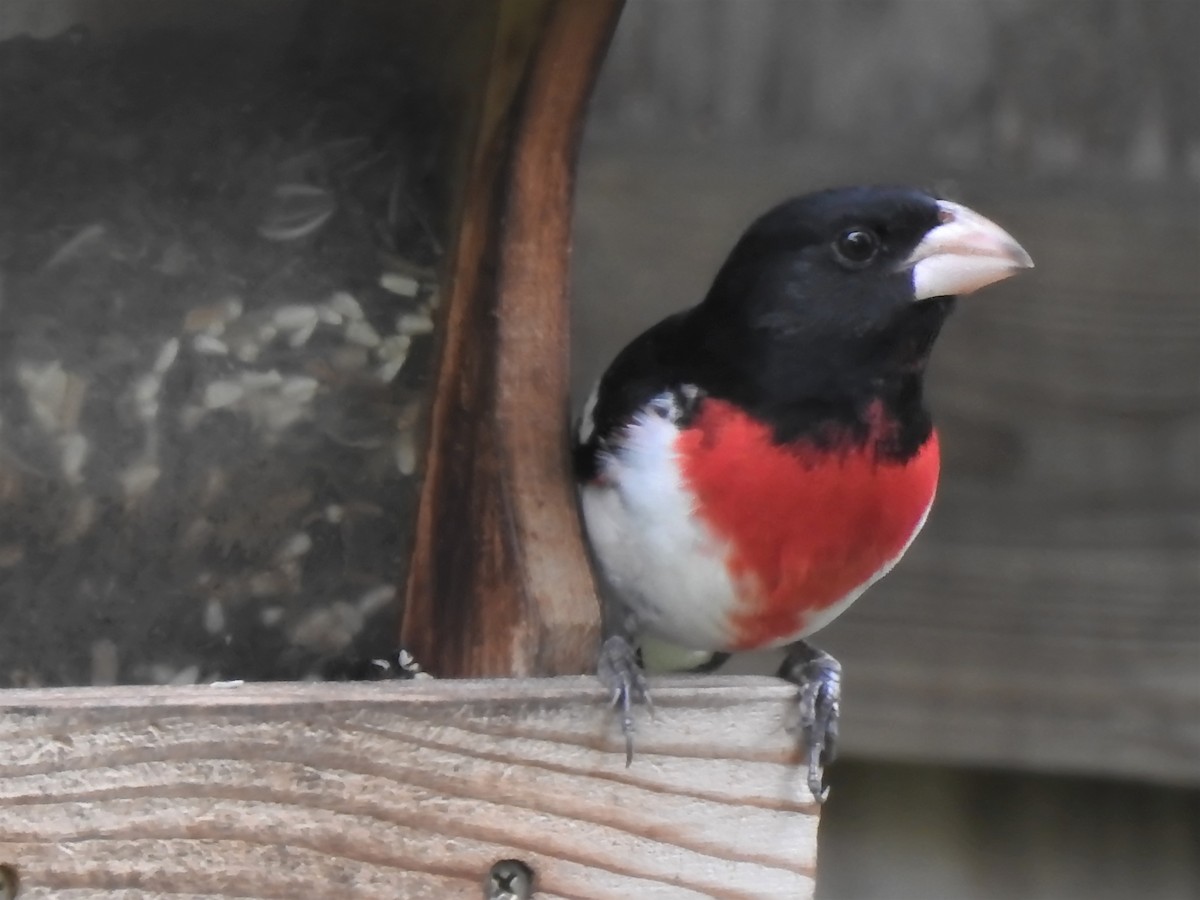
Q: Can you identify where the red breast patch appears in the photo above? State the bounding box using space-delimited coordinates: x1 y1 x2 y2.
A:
676 399 940 650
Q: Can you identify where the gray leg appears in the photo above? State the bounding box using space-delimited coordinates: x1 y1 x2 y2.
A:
777 640 842 802
596 609 652 766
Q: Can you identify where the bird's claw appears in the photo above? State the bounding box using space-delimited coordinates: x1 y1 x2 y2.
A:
598 634 651 765
779 641 842 803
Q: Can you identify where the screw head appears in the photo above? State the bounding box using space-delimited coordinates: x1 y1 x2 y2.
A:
485 859 533 900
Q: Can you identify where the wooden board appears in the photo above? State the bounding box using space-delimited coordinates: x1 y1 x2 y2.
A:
0 677 817 899
815 760 1200 900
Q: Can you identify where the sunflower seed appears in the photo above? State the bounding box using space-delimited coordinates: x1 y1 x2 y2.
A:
376 357 406 383
153 337 181 373
204 598 226 635
258 184 336 242
280 376 319 402
329 291 365 321
240 369 285 391
287 318 319 348
119 460 161 502
376 334 412 362
192 333 229 355
396 311 434 335
289 602 363 654
357 584 396 615
260 606 285 627
273 304 320 330
374 335 411 381
59 433 89 484
278 531 313 560
317 305 343 325
203 380 244 409
18 360 76 433
380 272 420 297
395 429 418 475
132 374 162 416
346 319 381 347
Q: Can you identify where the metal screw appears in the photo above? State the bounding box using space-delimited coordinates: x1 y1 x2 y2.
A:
485 859 533 900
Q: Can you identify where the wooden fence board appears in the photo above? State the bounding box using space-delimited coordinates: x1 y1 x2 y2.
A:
0 677 818 899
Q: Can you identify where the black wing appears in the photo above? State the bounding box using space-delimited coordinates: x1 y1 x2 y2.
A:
572 310 697 483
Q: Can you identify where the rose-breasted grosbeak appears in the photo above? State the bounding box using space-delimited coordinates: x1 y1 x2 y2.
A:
574 186 1032 800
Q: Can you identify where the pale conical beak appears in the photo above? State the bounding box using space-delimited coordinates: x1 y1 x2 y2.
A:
905 200 1033 300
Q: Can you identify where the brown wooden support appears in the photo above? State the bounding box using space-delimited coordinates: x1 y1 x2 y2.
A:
403 0 624 677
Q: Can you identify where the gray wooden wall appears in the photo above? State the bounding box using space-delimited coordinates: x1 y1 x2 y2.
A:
571 2 1200 898
589 0 1200 183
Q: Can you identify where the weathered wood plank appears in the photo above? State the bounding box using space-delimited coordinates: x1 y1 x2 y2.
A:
590 1 1200 179
0 677 818 899
816 760 1200 900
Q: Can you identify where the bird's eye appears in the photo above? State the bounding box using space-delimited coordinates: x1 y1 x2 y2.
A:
833 228 879 267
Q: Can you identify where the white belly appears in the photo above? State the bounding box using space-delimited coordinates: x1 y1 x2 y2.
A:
581 410 743 651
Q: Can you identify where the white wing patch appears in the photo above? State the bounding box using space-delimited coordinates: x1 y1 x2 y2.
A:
576 380 600 444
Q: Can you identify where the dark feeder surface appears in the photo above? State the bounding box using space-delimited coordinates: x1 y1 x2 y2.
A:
0 21 450 686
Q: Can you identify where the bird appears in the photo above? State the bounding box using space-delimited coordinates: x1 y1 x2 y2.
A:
573 185 1032 801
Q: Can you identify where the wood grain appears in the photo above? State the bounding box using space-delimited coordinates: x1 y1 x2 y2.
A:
491 0 626 675
590 2 1200 179
403 0 624 679
0 677 817 899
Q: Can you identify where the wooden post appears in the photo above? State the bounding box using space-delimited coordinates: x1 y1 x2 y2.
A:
0 678 819 899
402 0 623 679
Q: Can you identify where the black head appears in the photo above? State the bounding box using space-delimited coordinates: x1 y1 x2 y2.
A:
704 186 942 327
686 185 1031 428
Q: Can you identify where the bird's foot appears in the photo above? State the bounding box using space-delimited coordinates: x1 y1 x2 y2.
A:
778 641 842 803
597 634 652 765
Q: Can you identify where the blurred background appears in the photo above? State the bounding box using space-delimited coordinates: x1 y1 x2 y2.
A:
570 2 1200 898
